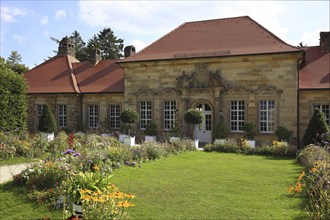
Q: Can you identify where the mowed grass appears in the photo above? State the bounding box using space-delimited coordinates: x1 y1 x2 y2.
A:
111 151 306 219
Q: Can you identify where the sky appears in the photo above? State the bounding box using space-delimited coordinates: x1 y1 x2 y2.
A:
1 1 329 68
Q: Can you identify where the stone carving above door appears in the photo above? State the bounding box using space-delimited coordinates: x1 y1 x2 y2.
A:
176 63 224 89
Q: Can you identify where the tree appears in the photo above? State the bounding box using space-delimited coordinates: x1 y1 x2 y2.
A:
184 109 204 139
70 31 88 61
303 108 329 147
38 104 57 133
96 27 124 59
120 108 139 136
5 51 29 74
0 57 28 131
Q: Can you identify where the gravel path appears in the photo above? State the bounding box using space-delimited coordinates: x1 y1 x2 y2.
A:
0 163 34 184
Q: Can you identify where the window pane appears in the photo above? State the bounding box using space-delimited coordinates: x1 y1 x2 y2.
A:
259 100 275 133
140 101 152 129
109 105 121 129
230 101 245 132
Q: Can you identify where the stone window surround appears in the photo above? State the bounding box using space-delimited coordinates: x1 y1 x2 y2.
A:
138 100 153 130
163 100 177 131
230 100 246 132
57 104 68 128
108 103 121 129
86 103 99 129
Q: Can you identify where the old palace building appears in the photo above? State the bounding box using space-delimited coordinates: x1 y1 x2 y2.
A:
24 16 330 146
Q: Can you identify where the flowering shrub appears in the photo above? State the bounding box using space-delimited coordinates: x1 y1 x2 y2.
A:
77 184 135 219
289 145 330 219
204 139 250 153
255 140 296 156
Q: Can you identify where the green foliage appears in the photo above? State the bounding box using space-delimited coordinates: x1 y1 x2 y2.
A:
5 51 29 74
243 123 256 140
204 139 250 153
0 62 28 131
38 105 57 133
212 122 228 139
275 125 293 142
184 109 204 125
144 123 158 136
303 108 329 147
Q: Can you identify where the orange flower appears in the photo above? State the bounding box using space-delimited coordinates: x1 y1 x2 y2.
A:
310 167 318 173
49 188 53 193
288 187 293 192
125 193 136 199
117 200 135 207
297 171 305 181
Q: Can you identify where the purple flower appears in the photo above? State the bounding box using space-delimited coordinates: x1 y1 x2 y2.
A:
131 162 137 166
88 159 93 163
63 149 74 155
73 152 81 157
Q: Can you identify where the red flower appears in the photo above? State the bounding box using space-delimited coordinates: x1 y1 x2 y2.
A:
49 188 53 193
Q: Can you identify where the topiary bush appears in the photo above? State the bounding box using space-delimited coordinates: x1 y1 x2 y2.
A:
38 105 57 133
0 62 28 132
303 108 329 147
212 122 228 140
243 123 256 140
120 108 139 136
184 108 204 139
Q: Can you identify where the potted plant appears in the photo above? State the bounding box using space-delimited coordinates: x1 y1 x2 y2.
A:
38 104 57 141
120 108 139 146
213 122 228 144
275 125 293 143
99 116 111 137
184 108 204 149
243 122 256 147
144 122 158 142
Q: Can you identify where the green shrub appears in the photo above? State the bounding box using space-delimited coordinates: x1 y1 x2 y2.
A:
275 126 293 142
38 105 57 133
144 123 158 136
184 109 204 139
170 139 196 152
212 122 228 139
142 141 167 160
303 108 329 147
0 65 28 132
0 143 16 160
297 144 330 167
206 139 246 153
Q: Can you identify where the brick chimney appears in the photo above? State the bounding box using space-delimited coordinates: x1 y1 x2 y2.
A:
124 45 136 58
320 32 330 53
89 48 102 65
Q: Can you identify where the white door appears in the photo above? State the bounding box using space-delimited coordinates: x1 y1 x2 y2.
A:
194 103 212 143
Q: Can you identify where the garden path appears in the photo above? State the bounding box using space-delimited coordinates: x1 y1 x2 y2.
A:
0 163 34 183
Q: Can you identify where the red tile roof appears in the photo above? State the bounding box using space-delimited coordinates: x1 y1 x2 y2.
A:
299 46 330 89
120 16 300 63
24 55 124 94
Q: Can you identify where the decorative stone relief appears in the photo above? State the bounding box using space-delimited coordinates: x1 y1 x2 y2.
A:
135 89 155 98
176 63 224 89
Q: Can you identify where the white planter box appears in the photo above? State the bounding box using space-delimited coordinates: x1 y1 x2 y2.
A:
41 132 54 142
101 133 111 138
73 202 83 216
194 139 199 149
119 134 128 143
124 136 135 146
145 136 156 142
170 137 180 142
247 140 256 148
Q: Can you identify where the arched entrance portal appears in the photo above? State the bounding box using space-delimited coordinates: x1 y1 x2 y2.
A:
194 103 212 143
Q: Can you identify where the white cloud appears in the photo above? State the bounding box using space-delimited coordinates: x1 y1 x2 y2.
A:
41 16 48 25
1 7 26 22
292 28 324 47
131 39 148 52
55 10 66 20
13 34 25 45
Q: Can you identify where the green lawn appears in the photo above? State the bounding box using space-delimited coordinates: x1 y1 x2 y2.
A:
0 157 37 166
111 151 306 220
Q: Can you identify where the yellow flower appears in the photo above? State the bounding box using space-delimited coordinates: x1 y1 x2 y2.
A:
297 171 305 181
288 187 293 192
125 193 136 199
112 210 119 214
44 161 53 167
310 167 318 173
114 191 125 199
93 165 100 171
117 200 135 207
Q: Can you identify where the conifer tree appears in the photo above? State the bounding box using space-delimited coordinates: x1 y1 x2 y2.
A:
302 108 329 147
38 105 57 133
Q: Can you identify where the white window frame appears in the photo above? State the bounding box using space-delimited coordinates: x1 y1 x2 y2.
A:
164 101 176 130
259 100 276 133
109 104 121 129
314 104 330 126
140 101 152 130
58 104 67 128
88 104 99 129
230 100 245 132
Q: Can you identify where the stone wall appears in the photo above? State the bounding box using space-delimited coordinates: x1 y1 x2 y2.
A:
121 52 302 143
299 90 330 144
27 93 124 132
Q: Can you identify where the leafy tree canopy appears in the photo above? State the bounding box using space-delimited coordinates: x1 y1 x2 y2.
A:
2 51 29 75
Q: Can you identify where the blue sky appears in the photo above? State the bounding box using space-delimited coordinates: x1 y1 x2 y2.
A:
1 1 329 68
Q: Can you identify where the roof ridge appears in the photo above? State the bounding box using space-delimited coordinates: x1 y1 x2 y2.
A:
66 55 81 93
184 15 249 25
